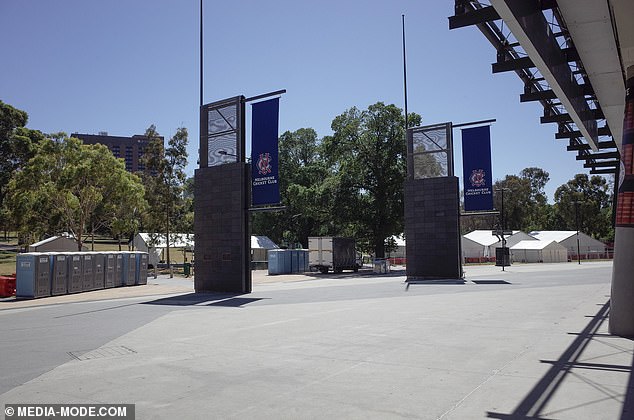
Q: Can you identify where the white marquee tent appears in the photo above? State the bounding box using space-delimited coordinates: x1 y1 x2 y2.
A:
510 240 568 263
529 231 607 259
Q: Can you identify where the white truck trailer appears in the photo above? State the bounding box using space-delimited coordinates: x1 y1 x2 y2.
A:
308 237 360 274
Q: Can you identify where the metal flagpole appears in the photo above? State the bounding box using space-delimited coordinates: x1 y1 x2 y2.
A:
200 0 203 107
402 14 408 129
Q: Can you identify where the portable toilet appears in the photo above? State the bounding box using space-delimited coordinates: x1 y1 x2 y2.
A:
67 253 83 293
82 252 95 291
297 250 308 273
121 252 136 286
49 252 68 296
103 253 115 288
16 253 51 299
114 253 124 287
268 249 284 275
91 252 105 289
134 252 148 285
268 249 294 275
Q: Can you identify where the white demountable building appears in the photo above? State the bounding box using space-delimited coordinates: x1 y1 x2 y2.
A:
251 235 279 263
510 240 568 263
132 233 279 268
461 230 536 262
132 233 195 267
529 231 607 260
28 235 88 252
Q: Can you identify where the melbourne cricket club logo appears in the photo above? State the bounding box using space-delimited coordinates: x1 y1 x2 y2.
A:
257 153 273 176
469 169 486 187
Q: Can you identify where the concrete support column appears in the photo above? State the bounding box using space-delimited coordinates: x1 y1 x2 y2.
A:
194 163 251 293
610 65 634 337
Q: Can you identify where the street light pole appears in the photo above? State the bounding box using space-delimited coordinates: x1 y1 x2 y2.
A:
573 200 581 264
495 187 511 271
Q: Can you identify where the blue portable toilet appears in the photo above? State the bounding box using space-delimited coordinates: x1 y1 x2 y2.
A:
296 250 308 273
291 250 300 273
16 253 51 299
268 249 283 275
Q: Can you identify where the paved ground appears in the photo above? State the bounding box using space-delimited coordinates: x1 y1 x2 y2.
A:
0 262 632 419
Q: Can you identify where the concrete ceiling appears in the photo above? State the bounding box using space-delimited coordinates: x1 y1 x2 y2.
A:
557 0 633 151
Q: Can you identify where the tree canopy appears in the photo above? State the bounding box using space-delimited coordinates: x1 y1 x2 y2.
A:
5 135 146 249
0 101 46 235
140 125 189 273
253 102 421 257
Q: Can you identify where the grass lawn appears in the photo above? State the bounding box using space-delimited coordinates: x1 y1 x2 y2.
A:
0 251 16 276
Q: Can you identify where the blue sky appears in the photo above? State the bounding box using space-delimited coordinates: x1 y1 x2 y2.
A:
1 0 600 201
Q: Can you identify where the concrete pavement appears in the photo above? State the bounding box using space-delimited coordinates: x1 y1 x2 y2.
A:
0 262 632 419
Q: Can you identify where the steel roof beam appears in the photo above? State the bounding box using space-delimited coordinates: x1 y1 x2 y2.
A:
490 0 600 150
575 151 620 160
590 168 617 175
583 160 619 168
449 5 500 29
567 141 617 151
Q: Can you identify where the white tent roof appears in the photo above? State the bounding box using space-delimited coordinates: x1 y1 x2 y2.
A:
251 236 279 249
388 235 406 247
137 233 278 250
464 230 522 247
511 240 566 250
138 233 194 248
529 231 577 243
29 236 61 247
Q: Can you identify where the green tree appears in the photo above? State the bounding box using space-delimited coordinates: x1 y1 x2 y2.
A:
553 174 613 240
519 167 550 230
489 167 551 232
6 135 147 250
321 102 421 257
141 125 189 276
0 101 46 236
251 128 330 247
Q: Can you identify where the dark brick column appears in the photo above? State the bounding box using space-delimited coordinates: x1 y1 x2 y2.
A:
194 163 252 293
405 176 462 280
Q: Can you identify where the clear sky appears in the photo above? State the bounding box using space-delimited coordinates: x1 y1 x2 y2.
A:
0 0 602 201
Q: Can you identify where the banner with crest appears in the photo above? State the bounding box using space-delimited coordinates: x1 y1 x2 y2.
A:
251 98 280 206
461 125 493 211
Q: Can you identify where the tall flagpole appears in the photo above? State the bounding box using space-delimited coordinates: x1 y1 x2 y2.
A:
200 0 203 107
402 14 408 129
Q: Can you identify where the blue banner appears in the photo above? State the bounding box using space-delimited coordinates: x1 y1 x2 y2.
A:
251 98 280 206
461 126 493 211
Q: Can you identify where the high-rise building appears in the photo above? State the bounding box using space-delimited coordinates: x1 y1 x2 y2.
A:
72 132 162 173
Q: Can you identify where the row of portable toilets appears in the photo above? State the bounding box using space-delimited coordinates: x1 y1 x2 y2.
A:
267 249 309 275
16 251 148 299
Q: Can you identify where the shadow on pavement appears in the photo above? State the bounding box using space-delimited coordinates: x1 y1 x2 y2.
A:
471 280 512 285
142 293 266 308
301 268 407 279
487 300 634 419
405 279 466 285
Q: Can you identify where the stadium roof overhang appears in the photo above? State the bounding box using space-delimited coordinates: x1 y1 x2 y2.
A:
449 0 634 175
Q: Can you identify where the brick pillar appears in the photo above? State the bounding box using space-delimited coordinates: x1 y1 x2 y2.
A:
405 176 462 280
194 163 252 293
